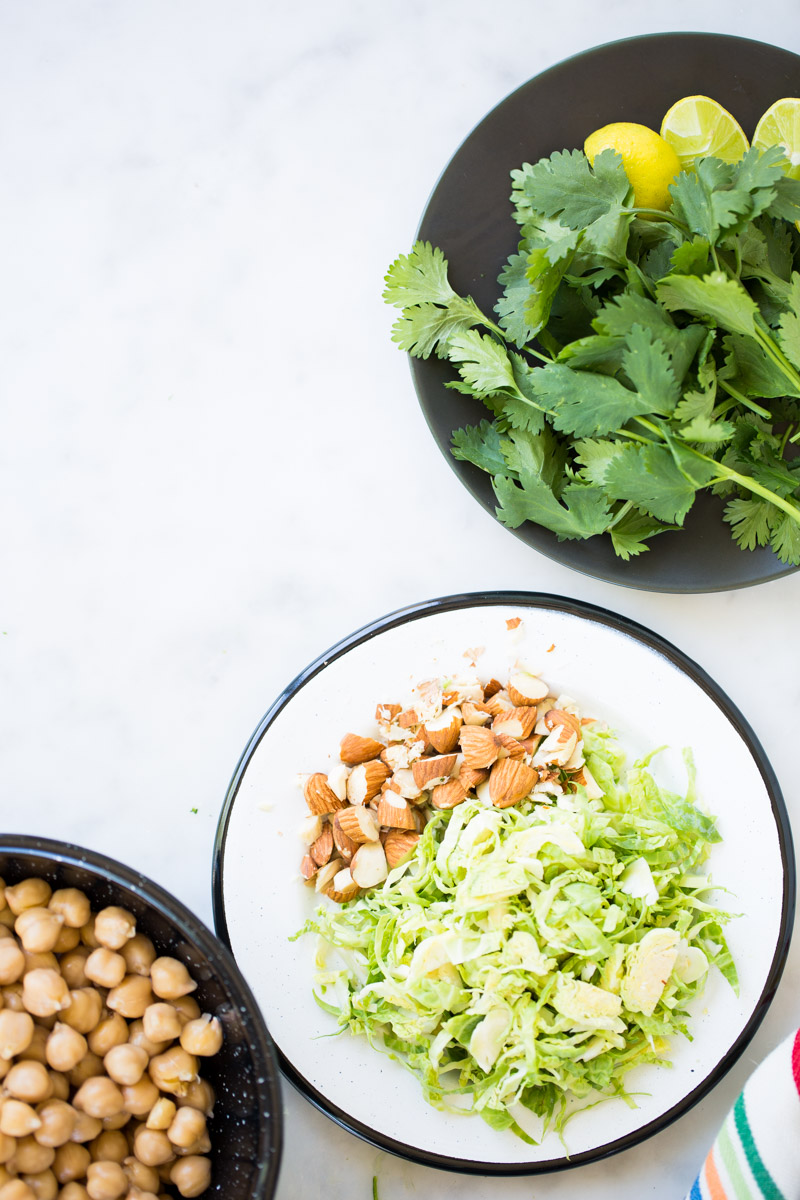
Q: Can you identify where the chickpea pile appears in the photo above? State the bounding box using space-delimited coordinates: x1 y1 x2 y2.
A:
0 877 223 1200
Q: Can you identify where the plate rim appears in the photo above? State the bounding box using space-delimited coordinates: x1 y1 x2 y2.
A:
212 590 795 1175
410 30 800 594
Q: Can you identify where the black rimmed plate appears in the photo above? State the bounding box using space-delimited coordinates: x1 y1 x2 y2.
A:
411 33 800 592
213 592 793 1174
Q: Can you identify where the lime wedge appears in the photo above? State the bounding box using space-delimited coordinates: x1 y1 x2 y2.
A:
660 95 749 169
753 98 800 179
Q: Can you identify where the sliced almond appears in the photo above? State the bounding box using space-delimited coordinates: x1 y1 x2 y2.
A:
326 867 360 904
492 706 537 740
314 859 343 893
339 733 385 764
335 806 380 845
298 814 323 845
332 813 358 862
304 773 344 816
507 671 549 706
376 791 416 830
300 855 318 882
411 754 458 790
351 842 389 889
430 778 468 810
489 758 538 808
384 831 420 870
462 701 491 727
425 708 463 754
459 726 501 769
347 760 391 804
310 825 334 867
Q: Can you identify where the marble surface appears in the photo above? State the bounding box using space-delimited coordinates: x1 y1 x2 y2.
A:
3 2 800 1197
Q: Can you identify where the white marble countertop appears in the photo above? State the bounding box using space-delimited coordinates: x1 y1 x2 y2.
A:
3 2 800 1197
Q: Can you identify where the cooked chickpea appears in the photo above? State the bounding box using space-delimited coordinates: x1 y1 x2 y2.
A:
102 1047 147 1089
0 944 25 987
131 1128 173 1168
53 1142 90 1183
0 1100 41 1137
0 1179 37 1200
5 882 51 918
68 1111 102 1144
45 1074 68 1102
20 1169 57 1200
51 927 80 956
10 1135 55 1174
176 1079 213 1116
0 911 15 932
169 997 200 1028
88 1131 127 1164
126 1023 167 1059
47 892 90 932
84 1160 127 1200
121 1156 159 1193
14 913 63 958
83 952 125 992
105 979 151 1022
141 1007 179 1046
72 1078 123 1121
21 973 69 1020
144 1099 175 1132
45 1025 86 1074
98 1112 129 1133
147 1049 196 1098
59 1183 90 1200
87 1016 127 1059
19 1025 50 1066
0 1011 34 1060
66 1053 103 1090
119 1078 159 1118
58 950 90 992
2 985 24 1013
60 991 103 1036
170 1155 210 1197
119 937 154 979
92 913 135 955
79 920 98 951
32 1100 75 1149
178 1017 221 1059
5 1061 52 1104
148 961 195 1004
0 1134 14 1164
166 1107 205 1152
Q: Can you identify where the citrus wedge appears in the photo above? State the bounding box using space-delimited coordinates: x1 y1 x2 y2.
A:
660 95 749 169
753 98 800 179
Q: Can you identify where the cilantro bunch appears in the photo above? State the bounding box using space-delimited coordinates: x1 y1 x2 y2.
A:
384 146 800 562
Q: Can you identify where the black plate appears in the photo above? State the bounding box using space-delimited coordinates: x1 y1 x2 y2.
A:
411 33 800 592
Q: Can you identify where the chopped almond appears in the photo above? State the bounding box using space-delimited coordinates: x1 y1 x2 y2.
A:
347 760 391 804
544 708 582 738
314 859 343 893
483 678 503 699
461 701 491 726
431 778 468 810
495 732 526 758
332 814 358 862
304 774 345 816
351 842 389 889
425 708 463 754
326 867 360 904
459 767 490 791
459 725 501 769
507 670 549 706
375 703 401 723
339 733 385 764
411 754 458 790
384 831 420 870
300 855 318 882
376 792 416 831
489 758 538 808
335 806 380 845
310 825 334 867
397 709 419 728
492 706 537 740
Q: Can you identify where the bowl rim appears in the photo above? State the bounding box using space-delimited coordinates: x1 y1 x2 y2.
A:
0 833 283 1198
212 589 795 1175
409 29 800 594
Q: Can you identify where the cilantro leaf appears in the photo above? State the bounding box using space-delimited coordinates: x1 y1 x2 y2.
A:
527 363 656 436
609 510 672 559
524 246 574 336
769 511 800 563
720 333 798 398
557 335 625 374
723 497 772 550
384 241 458 307
776 272 800 371
657 271 759 337
519 149 631 231
451 421 507 476
670 237 711 276
495 252 536 347
767 175 800 224
603 443 700 523
573 437 626 484
678 414 735 444
391 299 482 359
446 330 522 398
622 325 680 414
493 430 610 538
669 158 745 242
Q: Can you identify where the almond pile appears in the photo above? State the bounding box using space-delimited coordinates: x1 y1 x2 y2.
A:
299 668 602 904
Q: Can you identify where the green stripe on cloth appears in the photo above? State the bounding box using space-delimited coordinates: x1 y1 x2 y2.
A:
734 1093 785 1200
719 1114 755 1200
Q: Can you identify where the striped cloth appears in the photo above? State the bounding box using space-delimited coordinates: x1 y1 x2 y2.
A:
685 1029 800 1200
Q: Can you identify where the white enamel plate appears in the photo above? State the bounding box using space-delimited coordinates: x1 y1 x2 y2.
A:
213 593 793 1173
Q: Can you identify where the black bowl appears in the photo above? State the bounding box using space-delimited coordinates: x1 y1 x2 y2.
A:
412 31 800 592
0 835 283 1198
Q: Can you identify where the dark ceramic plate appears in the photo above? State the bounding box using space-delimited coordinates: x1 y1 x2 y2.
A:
411 32 800 592
213 592 793 1173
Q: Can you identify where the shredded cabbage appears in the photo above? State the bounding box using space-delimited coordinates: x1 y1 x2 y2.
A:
296 725 737 1141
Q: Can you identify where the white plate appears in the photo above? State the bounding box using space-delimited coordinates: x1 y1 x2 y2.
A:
213 593 793 1173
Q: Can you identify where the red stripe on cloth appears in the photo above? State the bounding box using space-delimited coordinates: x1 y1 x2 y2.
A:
792 1030 800 1098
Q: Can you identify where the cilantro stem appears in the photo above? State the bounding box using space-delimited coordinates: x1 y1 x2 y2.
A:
624 208 689 234
754 328 800 394
690 449 800 525
614 428 656 445
717 380 771 420
780 424 795 454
